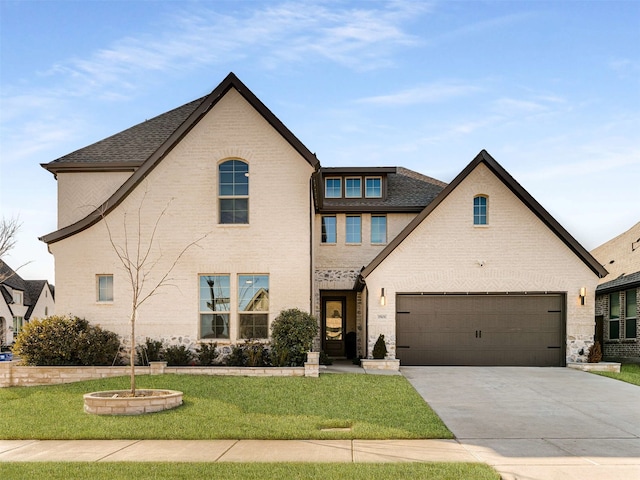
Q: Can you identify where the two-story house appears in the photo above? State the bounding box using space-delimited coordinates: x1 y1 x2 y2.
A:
0 261 55 348
40 73 607 365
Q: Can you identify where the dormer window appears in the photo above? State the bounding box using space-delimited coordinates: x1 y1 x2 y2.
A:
345 178 361 198
325 178 342 198
365 177 382 198
13 291 23 305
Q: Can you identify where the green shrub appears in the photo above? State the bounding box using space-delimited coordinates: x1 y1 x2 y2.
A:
164 345 193 366
320 351 333 365
12 315 121 366
226 345 247 366
137 338 164 365
196 342 218 366
372 334 388 359
244 340 270 367
270 308 318 367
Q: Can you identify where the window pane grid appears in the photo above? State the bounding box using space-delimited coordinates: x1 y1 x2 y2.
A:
346 216 361 243
365 177 382 198
473 196 487 225
371 215 387 244
345 178 361 198
625 290 637 339
325 178 342 198
219 160 249 224
97 275 113 302
199 275 230 339
321 216 337 243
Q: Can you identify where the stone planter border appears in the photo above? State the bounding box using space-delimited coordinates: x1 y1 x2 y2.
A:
83 389 183 415
567 362 621 373
360 358 400 371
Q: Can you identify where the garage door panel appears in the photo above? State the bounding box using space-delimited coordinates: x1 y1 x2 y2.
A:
396 294 564 366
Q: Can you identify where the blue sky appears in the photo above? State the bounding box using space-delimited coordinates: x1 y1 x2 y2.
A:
1 0 639 283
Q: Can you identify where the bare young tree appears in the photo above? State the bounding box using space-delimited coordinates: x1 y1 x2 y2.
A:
102 193 208 395
0 216 25 283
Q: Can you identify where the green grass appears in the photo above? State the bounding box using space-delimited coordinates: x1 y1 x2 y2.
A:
594 363 640 386
0 374 452 440
0 462 500 480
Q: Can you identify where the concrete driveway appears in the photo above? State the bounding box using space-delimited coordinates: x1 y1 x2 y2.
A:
403 367 640 480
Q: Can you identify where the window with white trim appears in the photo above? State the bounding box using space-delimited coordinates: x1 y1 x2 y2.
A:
325 178 342 198
13 316 24 339
238 275 269 339
365 177 382 198
321 216 337 243
473 195 488 225
219 160 249 224
346 215 361 244
97 275 113 302
371 215 387 244
345 177 362 198
13 291 23 305
199 275 230 339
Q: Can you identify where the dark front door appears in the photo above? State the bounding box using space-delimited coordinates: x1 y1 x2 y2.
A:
323 297 346 357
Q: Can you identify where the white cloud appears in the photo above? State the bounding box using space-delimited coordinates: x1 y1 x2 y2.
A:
357 81 481 106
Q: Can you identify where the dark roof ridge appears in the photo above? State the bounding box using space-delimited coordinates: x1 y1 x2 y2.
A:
361 150 608 279
395 166 448 188
40 72 320 245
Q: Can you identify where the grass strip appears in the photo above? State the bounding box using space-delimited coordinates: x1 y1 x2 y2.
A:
0 374 452 439
594 363 640 386
0 462 500 480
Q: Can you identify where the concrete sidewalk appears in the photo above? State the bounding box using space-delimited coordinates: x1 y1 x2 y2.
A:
0 439 477 463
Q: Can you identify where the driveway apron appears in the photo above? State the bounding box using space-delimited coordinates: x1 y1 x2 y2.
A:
403 366 640 480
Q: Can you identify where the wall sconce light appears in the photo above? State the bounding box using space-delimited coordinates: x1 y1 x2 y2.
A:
579 287 586 305
380 288 386 306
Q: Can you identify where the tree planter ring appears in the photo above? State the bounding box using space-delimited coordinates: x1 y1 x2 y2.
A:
83 389 183 415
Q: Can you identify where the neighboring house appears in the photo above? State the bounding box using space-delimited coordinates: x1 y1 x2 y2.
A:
0 261 55 348
39 73 607 366
592 222 640 359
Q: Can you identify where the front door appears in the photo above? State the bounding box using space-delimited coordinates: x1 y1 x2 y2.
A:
323 297 345 357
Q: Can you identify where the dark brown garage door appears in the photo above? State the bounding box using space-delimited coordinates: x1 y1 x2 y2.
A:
396 294 565 366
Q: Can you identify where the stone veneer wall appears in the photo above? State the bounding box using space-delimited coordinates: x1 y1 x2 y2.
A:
0 357 320 388
313 268 364 356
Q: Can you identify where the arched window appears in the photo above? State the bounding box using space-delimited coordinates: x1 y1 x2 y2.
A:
473 195 488 225
219 160 248 224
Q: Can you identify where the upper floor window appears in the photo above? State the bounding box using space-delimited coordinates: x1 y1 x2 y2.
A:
346 215 361 244
371 215 387 244
625 289 637 339
97 275 113 302
365 177 382 198
609 293 620 340
13 291 23 305
199 275 230 339
345 178 362 198
325 178 342 198
219 160 249 224
473 195 488 225
321 216 337 243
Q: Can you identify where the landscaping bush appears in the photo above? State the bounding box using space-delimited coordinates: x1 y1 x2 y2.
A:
196 342 219 366
270 308 318 367
226 344 248 366
137 338 164 365
372 334 388 359
12 315 121 366
244 340 270 367
164 345 193 366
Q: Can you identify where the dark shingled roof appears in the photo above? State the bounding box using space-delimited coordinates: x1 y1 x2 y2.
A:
42 97 207 173
317 167 447 212
596 271 640 295
0 261 52 320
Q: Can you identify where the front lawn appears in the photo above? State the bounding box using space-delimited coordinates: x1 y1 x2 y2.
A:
0 462 499 480
0 374 452 440
594 363 640 386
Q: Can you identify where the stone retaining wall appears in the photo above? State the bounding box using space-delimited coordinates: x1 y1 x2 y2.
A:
0 354 320 388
